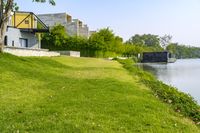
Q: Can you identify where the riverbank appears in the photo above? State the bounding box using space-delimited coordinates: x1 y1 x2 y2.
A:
117 59 200 126
139 59 200 104
0 53 199 132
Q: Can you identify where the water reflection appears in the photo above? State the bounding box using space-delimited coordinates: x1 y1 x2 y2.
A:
138 59 200 104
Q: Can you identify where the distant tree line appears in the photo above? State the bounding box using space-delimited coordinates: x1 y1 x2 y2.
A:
167 43 200 59
41 25 200 59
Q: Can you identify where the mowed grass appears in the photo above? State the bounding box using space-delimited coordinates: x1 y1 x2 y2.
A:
0 54 199 133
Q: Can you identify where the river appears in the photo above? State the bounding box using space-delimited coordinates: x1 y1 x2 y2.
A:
138 59 200 104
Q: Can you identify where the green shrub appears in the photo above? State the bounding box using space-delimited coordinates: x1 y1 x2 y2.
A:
42 26 123 58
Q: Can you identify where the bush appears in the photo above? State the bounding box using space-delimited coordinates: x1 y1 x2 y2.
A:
42 26 124 58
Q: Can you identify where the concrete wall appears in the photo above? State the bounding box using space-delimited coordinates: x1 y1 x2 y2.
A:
79 25 89 38
38 13 68 27
38 13 90 38
66 21 79 36
5 27 39 48
72 19 89 37
38 13 71 35
56 51 80 57
4 47 60 57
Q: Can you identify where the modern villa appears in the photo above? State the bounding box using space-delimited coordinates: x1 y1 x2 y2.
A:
3 11 94 57
3 11 60 57
5 11 49 49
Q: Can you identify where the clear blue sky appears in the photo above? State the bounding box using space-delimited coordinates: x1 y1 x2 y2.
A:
16 0 200 46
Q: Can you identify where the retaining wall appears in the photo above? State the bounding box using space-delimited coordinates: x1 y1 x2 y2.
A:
4 47 60 57
55 51 80 57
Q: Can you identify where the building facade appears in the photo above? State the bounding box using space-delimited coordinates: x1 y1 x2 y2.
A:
5 27 39 48
38 13 90 38
5 11 49 49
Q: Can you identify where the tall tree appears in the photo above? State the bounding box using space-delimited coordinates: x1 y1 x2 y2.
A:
0 0 55 52
127 34 145 46
127 34 161 48
160 34 172 50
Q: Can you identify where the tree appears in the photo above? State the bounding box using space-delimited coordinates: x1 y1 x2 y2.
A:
142 34 160 47
127 34 145 46
42 24 67 48
160 35 172 50
127 34 162 48
0 0 55 52
88 28 116 51
42 25 89 51
167 43 200 59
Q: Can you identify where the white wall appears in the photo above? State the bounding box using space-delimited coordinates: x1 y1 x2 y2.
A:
5 27 39 48
56 51 80 57
4 47 60 57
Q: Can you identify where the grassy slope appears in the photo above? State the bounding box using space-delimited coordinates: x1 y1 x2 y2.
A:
0 54 199 133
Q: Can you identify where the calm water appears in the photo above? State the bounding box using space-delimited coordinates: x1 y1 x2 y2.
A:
138 59 200 104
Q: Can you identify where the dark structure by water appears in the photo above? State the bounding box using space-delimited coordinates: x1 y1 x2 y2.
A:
142 51 170 63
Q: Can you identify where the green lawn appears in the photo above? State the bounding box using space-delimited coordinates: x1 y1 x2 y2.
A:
0 54 199 133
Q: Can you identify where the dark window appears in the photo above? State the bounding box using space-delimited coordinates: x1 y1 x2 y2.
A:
19 38 28 48
25 20 29 24
12 41 14 47
4 36 7 46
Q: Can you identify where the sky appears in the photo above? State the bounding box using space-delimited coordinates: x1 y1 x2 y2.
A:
15 0 200 46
